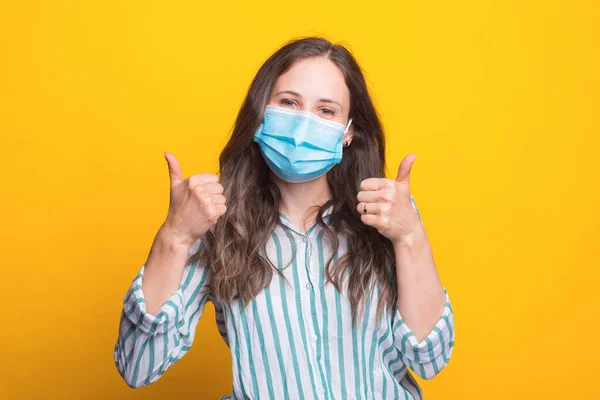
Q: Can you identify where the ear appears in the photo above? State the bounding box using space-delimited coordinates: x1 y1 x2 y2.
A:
342 124 355 146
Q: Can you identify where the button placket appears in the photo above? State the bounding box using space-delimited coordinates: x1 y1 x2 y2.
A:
303 233 317 342
303 233 317 286
304 232 329 399
280 210 332 400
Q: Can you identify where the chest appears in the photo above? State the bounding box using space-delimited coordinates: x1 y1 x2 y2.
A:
214 228 388 347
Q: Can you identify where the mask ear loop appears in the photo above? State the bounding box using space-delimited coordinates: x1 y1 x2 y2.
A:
343 118 353 134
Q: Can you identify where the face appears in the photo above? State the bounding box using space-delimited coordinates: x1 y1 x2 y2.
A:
268 56 354 145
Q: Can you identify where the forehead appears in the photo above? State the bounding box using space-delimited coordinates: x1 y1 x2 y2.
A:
273 57 349 105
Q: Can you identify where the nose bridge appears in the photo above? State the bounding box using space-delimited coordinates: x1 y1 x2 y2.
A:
292 115 311 145
299 98 316 113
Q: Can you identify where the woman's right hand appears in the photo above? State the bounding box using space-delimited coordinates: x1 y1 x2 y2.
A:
161 151 227 246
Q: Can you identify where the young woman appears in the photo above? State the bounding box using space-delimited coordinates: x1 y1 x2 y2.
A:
114 37 455 399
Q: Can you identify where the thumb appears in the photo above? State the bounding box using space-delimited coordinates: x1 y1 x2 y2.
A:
164 151 185 187
395 153 416 184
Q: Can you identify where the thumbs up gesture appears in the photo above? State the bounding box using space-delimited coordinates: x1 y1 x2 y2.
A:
356 153 422 245
162 151 227 246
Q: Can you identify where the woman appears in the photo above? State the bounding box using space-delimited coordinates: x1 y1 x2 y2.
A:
114 37 455 399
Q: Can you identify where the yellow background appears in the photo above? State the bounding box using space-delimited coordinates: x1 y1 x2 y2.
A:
1 1 598 399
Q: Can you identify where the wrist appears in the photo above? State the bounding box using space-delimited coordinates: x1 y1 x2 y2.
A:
158 223 196 249
392 224 427 249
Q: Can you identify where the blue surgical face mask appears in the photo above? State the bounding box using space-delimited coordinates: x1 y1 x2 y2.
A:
253 105 353 183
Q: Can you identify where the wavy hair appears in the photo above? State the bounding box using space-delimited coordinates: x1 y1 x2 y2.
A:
188 37 397 326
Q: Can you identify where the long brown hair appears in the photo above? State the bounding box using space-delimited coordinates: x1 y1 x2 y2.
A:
189 36 396 326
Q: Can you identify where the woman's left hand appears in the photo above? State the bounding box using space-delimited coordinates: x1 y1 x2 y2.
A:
357 153 423 245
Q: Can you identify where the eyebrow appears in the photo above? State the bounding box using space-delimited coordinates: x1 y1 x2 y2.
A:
274 90 344 111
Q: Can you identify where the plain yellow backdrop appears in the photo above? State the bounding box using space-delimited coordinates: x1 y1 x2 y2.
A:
1 0 598 399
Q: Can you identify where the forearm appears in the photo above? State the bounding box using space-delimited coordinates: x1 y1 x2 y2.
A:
393 225 446 342
115 233 212 388
142 224 194 315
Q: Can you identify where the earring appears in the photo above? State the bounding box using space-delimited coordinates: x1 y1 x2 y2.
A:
343 141 349 148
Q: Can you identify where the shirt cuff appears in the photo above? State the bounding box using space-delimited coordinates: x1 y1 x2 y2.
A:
122 263 186 336
392 288 454 363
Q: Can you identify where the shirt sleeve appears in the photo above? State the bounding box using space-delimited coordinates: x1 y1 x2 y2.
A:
213 298 229 347
391 288 455 380
113 237 212 388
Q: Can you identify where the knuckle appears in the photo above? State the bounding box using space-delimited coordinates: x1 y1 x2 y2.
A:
199 196 211 207
204 207 217 220
192 185 205 196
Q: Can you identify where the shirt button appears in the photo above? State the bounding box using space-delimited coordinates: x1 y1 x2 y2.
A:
305 283 311 290
317 387 324 395
312 334 318 342
302 236 308 242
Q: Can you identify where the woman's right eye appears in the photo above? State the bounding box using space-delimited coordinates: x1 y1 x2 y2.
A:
280 99 297 107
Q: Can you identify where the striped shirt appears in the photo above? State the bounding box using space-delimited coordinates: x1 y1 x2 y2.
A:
114 196 455 399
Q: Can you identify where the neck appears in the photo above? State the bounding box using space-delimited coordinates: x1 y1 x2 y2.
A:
275 174 332 233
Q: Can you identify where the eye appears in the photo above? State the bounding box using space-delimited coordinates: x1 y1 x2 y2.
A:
280 99 298 108
318 108 335 117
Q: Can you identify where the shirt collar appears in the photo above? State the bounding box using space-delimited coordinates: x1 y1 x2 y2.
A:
278 204 334 236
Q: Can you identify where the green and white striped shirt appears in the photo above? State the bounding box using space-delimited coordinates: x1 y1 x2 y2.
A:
114 197 455 399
